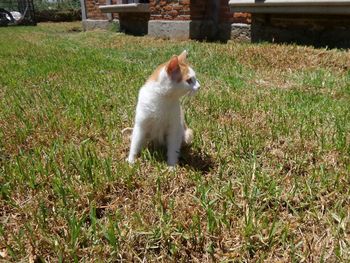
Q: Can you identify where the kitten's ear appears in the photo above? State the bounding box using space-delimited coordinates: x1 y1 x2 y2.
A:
178 50 187 62
166 55 180 80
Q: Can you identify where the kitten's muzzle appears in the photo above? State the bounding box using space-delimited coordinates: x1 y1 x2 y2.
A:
193 80 200 91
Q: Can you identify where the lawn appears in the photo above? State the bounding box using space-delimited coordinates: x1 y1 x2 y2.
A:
0 22 349 262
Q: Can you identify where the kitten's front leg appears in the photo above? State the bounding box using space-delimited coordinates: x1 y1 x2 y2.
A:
127 125 145 164
166 126 183 168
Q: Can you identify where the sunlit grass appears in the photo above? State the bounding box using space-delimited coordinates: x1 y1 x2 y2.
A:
0 22 349 262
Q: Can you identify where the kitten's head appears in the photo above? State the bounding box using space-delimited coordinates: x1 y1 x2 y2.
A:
163 50 200 96
150 50 200 96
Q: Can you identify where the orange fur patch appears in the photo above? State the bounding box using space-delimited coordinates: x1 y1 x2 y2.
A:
147 62 167 82
147 57 190 83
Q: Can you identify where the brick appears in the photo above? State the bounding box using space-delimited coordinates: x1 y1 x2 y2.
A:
179 10 190 16
168 10 178 17
173 5 182 11
164 5 172 11
179 0 189 5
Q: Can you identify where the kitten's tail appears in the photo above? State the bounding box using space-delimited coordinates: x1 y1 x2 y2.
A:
122 127 133 138
183 128 194 145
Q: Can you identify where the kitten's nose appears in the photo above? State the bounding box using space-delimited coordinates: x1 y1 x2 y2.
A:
193 85 200 92
196 81 200 90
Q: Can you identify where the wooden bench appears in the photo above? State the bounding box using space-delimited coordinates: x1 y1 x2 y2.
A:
229 0 350 14
99 3 149 13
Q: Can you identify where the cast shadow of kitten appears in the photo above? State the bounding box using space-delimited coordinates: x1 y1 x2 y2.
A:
144 144 215 174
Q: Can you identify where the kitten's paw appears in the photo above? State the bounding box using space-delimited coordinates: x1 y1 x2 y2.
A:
126 157 135 165
167 165 176 172
184 128 193 145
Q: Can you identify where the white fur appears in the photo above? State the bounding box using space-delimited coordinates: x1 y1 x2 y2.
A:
127 57 200 168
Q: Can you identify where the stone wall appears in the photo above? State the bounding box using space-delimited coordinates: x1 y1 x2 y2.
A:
233 12 251 23
149 0 190 20
84 0 251 23
85 0 108 19
82 0 251 40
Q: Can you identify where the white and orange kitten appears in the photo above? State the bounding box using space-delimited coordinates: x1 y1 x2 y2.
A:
126 50 200 168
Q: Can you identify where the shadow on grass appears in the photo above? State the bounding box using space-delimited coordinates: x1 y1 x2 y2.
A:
179 146 215 174
144 144 215 174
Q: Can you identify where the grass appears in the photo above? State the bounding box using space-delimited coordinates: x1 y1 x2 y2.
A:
0 22 349 262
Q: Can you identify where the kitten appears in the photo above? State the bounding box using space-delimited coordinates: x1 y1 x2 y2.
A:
126 50 200 168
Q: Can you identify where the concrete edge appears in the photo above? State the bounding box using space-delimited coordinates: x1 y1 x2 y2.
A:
148 20 191 40
231 23 251 42
81 19 252 41
148 20 251 41
148 20 231 40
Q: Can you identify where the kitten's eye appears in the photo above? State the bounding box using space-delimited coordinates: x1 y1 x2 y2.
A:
186 78 193 84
